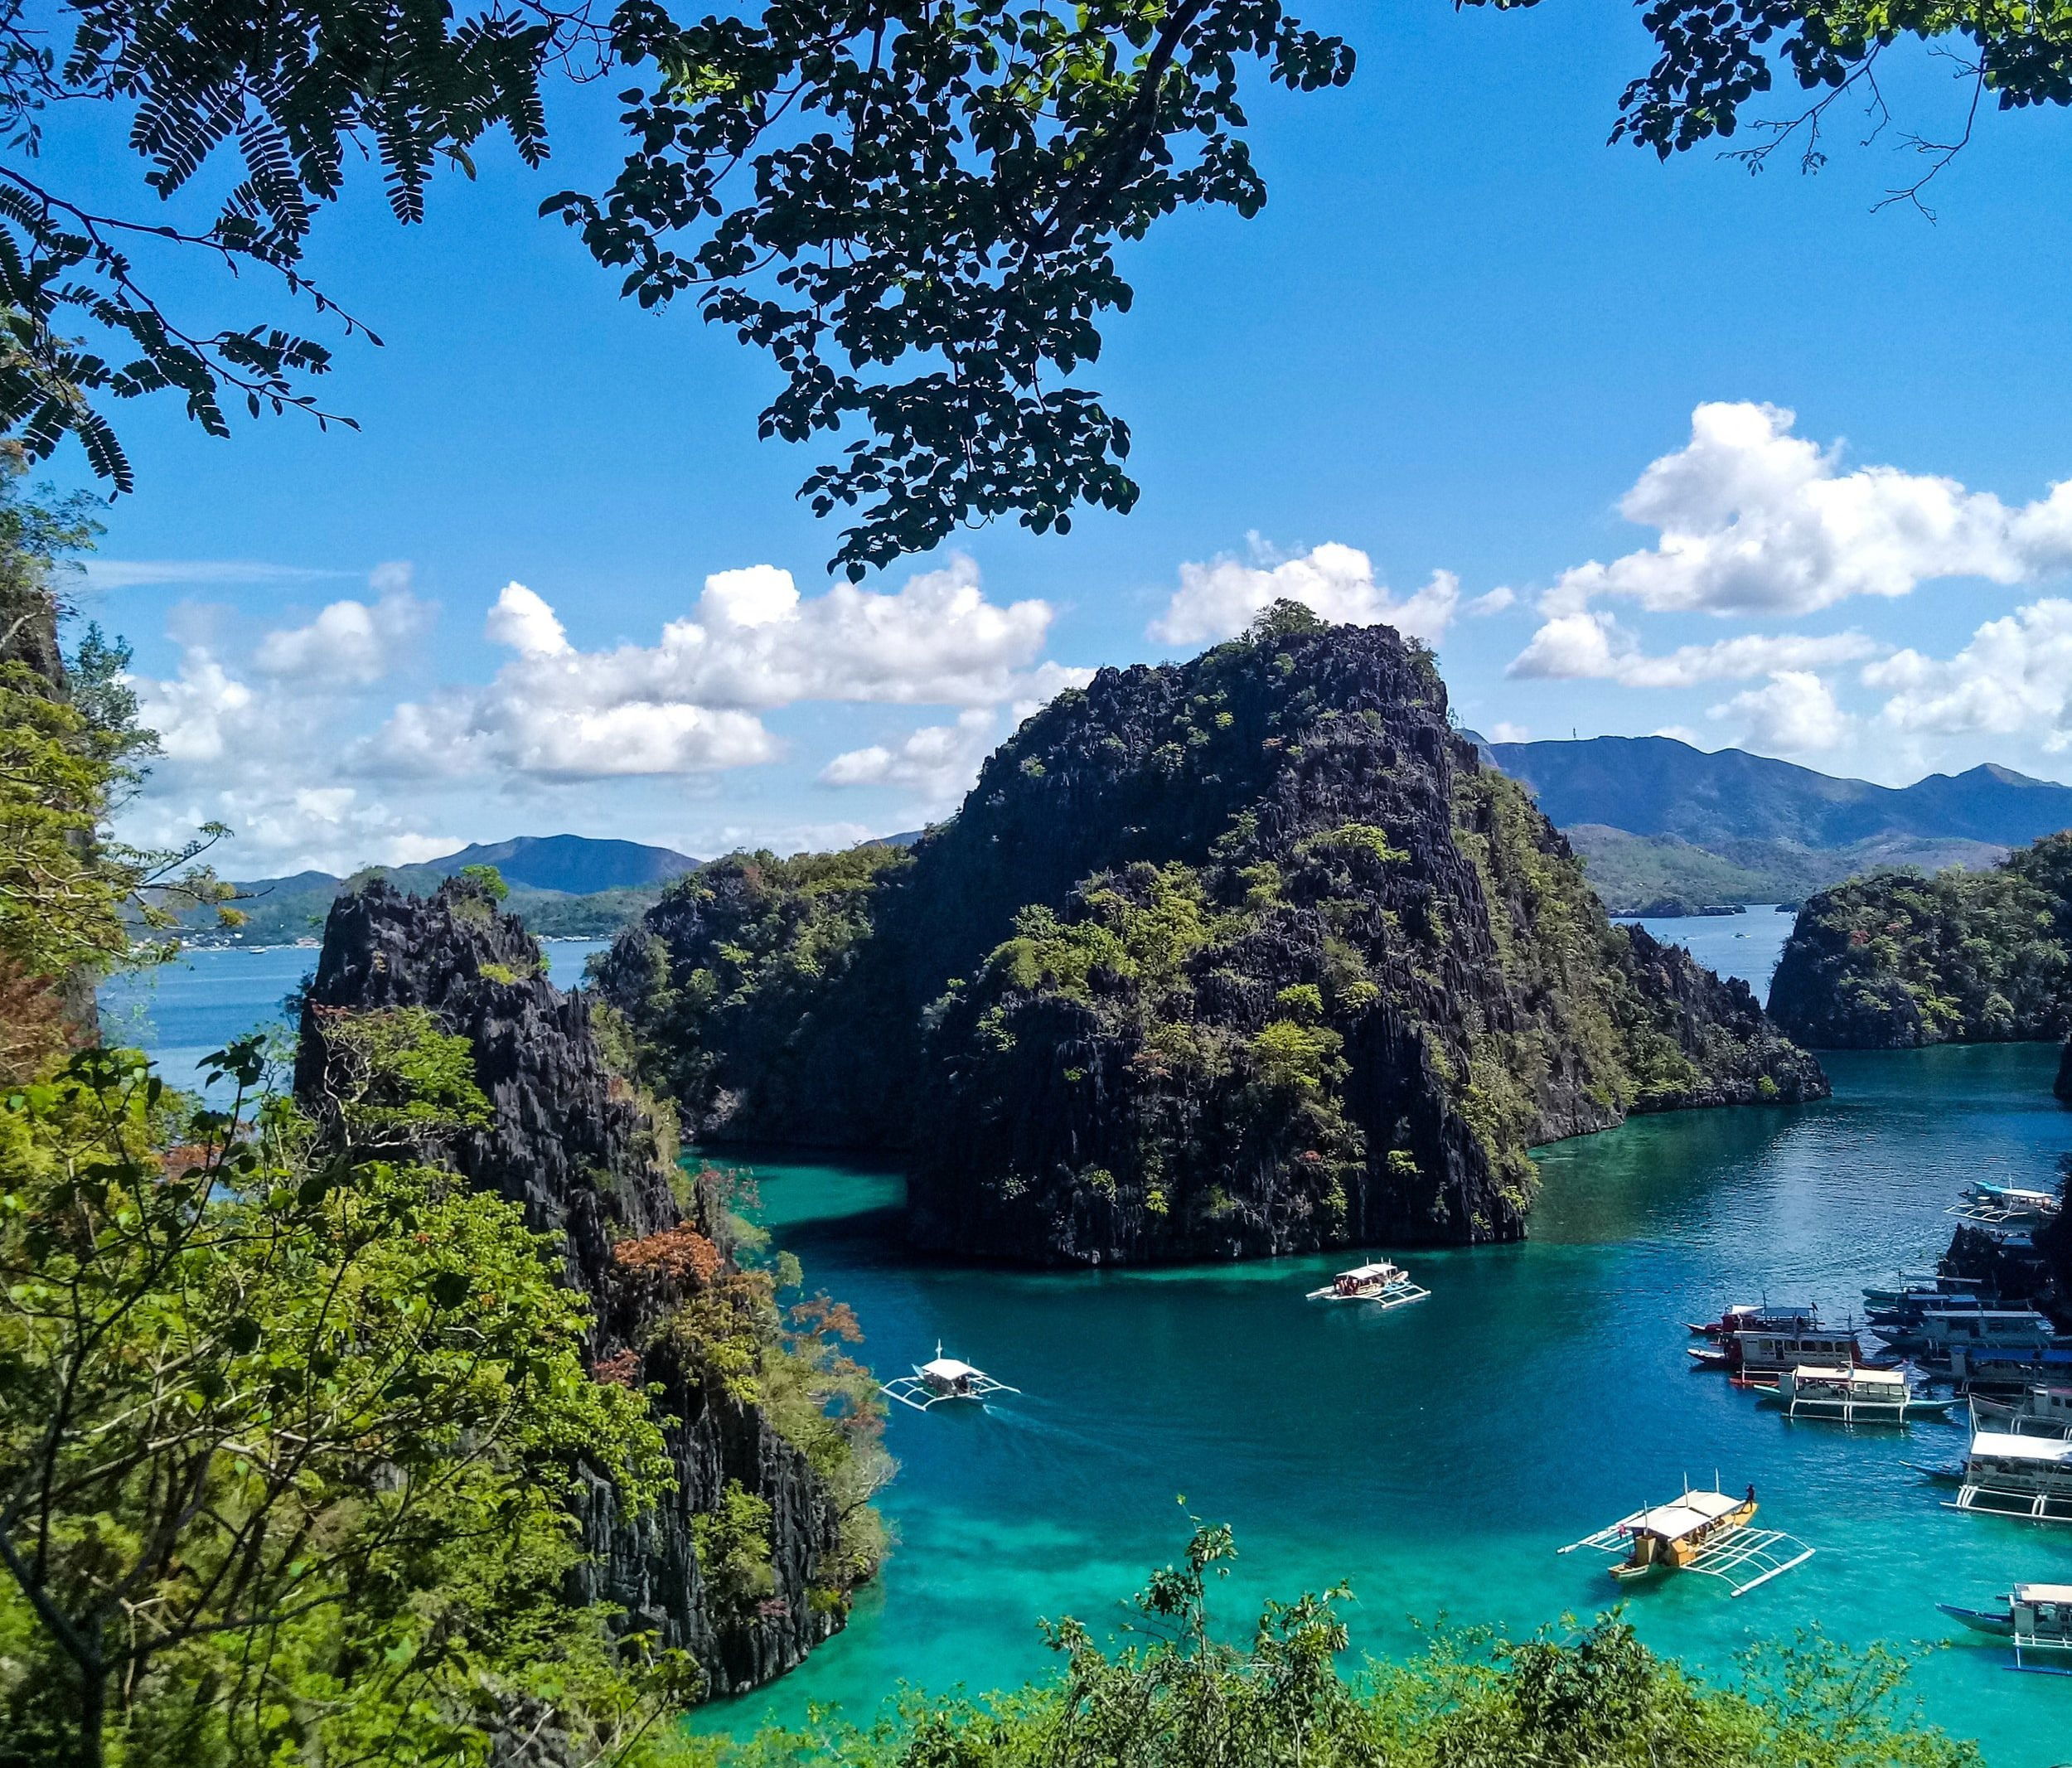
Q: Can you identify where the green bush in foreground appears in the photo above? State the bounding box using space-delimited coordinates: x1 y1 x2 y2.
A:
696 1524 1978 1768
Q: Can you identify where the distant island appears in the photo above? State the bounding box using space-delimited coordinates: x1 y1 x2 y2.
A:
1470 734 2072 914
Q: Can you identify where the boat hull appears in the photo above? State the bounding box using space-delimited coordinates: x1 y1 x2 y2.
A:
1937 1603 2014 1637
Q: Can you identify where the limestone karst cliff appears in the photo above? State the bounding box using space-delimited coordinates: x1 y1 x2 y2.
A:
294 878 878 1695
599 613 1827 1266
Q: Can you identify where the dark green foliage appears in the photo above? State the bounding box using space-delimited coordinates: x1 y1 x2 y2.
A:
0 1039 685 1767
549 6 1353 576
593 843 915 1142
1769 835 2072 1049
696 1523 1979 1768
1468 0 2072 209
0 0 567 487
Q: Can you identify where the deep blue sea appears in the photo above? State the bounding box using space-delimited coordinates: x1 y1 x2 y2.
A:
101 926 2072 1766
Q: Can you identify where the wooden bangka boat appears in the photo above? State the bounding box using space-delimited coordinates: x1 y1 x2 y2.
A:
1753 1364 1954 1426
1946 1344 2072 1393
879 1343 1020 1413
1559 1482 1813 1596
1938 1582 2072 1674
1949 1181 2061 1236
1689 1322 1889 1378
1687 1301 1819 1340
1939 1429 2072 1523
1970 1384 2072 1439
1862 1271 1965 1310
1877 1304 2067 1362
1306 1259 1430 1308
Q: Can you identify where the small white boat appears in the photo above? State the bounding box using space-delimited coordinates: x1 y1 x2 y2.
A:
1949 1181 2061 1236
1939 1582 2072 1674
1885 1305 2069 1363
1306 1259 1430 1308
1753 1364 1955 1426
879 1342 1020 1413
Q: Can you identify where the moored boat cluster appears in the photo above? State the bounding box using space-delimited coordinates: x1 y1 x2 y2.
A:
1687 1172 2071 1670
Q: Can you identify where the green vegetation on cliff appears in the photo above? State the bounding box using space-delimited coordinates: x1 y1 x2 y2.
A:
0 471 883 1753
603 611 1824 1266
1769 834 2072 1049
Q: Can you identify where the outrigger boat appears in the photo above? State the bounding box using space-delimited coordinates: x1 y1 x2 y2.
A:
1934 1429 2072 1523
1560 1480 1813 1596
1751 1364 1954 1426
1862 1271 1968 1310
1970 1384 2072 1439
1687 1301 1819 1340
1946 1344 2072 1393
879 1343 1020 1413
1865 1289 1988 1330
1689 1322 1890 1378
1876 1303 2067 1362
1306 1259 1430 1308
1949 1181 2061 1236
1939 1582 2072 1674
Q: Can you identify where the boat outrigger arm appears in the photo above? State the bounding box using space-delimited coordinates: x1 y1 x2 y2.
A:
1559 1510 1816 1597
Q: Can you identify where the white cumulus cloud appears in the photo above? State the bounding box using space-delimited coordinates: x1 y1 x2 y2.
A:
253 569 429 685
821 710 998 803
1709 671 1852 755
1507 611 1881 687
1544 401 2072 618
1148 543 1460 647
1865 598 2072 747
375 555 1061 783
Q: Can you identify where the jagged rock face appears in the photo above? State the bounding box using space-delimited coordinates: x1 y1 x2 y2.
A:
295 879 847 1696
903 632 1825 1262
604 621 1826 1267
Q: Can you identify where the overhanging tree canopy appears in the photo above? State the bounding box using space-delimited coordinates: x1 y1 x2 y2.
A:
3 0 2065 572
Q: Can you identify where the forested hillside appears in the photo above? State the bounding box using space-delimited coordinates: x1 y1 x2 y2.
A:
1769 835 2072 1048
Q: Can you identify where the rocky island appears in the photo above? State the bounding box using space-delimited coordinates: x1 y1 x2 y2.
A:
295 876 888 1695
598 611 1826 1266
1768 832 2072 1052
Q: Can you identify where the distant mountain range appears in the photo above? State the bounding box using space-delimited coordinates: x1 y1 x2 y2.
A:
413 834 698 894
1465 735 2072 914
168 835 702 946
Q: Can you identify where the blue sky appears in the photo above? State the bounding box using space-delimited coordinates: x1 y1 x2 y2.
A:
56 2 2072 874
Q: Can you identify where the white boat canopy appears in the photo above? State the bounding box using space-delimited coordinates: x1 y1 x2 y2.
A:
1971 1431 2072 1464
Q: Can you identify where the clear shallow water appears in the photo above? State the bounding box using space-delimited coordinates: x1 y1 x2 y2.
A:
701 1045 2072 1766
1619 905 1798 996
96 940 608 1094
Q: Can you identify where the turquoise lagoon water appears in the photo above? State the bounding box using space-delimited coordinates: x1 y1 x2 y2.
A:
701 1046 2071 1766
99 942 2071 1763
